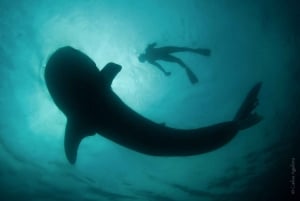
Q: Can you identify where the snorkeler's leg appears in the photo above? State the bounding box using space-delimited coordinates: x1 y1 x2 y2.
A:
159 47 196 54
159 46 211 56
163 55 199 84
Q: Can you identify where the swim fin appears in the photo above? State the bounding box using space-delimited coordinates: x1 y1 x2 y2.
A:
195 48 211 56
185 68 199 84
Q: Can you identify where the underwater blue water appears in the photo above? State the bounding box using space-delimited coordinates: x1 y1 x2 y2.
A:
0 0 299 201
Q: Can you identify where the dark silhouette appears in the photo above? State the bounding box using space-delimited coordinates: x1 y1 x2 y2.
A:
138 43 211 84
45 46 262 164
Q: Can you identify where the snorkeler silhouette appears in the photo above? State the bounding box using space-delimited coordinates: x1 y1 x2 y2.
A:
138 43 211 84
45 46 262 164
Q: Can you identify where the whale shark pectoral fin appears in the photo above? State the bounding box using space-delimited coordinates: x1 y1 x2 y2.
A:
64 119 87 164
100 62 122 86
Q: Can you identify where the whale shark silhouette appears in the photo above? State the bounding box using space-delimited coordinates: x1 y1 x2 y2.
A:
45 46 263 164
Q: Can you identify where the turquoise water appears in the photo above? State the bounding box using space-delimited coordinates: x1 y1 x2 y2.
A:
0 0 298 201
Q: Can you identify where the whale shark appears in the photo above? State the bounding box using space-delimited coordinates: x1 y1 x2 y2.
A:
45 46 263 164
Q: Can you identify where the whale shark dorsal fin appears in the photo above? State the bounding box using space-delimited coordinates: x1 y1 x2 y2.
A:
64 118 87 164
100 62 122 86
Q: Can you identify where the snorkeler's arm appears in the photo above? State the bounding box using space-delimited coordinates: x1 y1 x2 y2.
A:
149 61 171 76
149 42 157 48
146 42 157 51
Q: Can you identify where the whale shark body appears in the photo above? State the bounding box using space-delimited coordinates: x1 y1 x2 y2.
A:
45 46 262 164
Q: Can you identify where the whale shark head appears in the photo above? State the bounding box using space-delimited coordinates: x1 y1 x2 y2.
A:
45 46 122 164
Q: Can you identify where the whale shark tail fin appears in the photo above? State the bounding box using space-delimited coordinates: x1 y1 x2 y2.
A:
64 118 88 164
234 82 263 130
